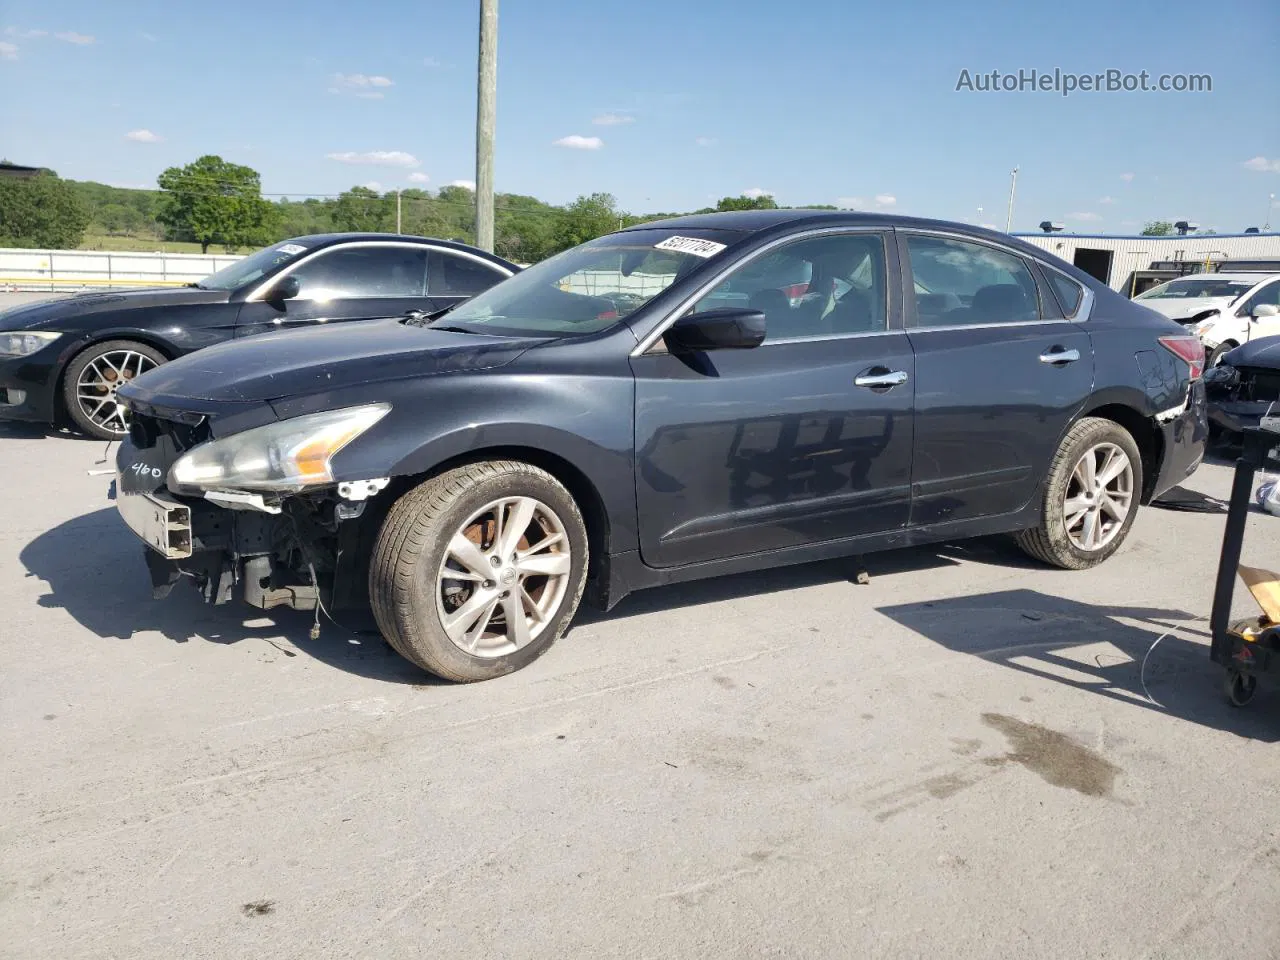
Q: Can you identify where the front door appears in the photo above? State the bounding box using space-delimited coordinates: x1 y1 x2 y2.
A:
901 232 1094 527
234 243 432 338
632 230 915 568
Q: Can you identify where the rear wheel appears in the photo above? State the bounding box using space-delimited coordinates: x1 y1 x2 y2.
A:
1016 417 1143 569
62 339 165 440
369 461 589 682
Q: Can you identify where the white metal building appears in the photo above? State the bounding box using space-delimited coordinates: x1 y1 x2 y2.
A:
1014 232 1280 296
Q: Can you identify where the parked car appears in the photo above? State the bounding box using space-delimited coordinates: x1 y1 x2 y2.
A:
1133 272 1280 366
112 210 1207 682
0 234 517 439
1204 333 1280 438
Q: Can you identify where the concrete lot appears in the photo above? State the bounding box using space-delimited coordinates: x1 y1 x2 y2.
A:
1 423 1277 960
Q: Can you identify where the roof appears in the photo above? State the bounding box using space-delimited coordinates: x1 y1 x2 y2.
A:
288 232 516 267
626 208 1019 239
0 162 43 179
1161 272 1278 283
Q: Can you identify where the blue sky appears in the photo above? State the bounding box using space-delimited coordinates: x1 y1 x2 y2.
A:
2 0 1278 232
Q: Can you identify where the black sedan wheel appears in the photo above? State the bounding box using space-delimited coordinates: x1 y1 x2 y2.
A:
1015 417 1143 569
369 460 589 682
62 340 166 440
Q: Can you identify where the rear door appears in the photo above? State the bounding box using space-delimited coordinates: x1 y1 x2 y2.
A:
425 250 512 312
900 232 1094 526
632 229 915 568
233 242 431 338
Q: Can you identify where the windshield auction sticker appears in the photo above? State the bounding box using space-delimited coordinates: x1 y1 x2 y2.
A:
276 243 307 256
655 236 727 258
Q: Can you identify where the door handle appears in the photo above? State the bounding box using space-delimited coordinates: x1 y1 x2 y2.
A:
1039 347 1081 365
854 369 909 388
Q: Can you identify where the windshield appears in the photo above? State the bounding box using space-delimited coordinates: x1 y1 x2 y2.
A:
1135 278 1253 301
197 240 313 291
440 229 740 336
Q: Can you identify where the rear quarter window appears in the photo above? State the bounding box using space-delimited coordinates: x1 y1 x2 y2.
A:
1047 271 1084 317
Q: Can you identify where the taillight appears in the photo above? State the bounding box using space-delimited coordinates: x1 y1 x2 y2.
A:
596 310 619 321
1159 335 1205 380
781 282 809 300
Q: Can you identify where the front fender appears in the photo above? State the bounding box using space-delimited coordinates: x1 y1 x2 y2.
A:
294 369 639 555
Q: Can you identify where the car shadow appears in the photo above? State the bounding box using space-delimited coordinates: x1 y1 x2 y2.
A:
581 536 1041 624
19 507 433 685
877 588 1278 742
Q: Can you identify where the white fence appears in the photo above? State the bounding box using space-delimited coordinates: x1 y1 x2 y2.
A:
0 247 244 292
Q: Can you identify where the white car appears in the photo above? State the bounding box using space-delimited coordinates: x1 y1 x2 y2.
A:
1134 272 1280 364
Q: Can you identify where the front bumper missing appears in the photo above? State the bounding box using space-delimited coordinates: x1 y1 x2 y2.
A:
117 490 193 559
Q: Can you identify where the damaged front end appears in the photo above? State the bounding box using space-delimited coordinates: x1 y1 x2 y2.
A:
1205 361 1280 435
113 403 391 614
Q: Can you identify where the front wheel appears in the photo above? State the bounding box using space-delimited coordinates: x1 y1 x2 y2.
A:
1015 417 1143 569
369 461 589 682
62 339 166 440
1207 342 1237 368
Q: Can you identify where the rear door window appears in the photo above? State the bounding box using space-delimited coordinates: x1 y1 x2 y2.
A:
904 235 1041 327
428 252 509 297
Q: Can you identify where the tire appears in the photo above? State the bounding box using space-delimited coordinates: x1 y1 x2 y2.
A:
62 339 166 440
1207 342 1236 368
369 460 589 682
1015 417 1144 570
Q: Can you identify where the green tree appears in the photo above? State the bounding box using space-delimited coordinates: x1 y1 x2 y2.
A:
330 186 393 232
716 194 779 212
0 171 90 248
552 192 624 252
1141 220 1173 236
156 155 277 253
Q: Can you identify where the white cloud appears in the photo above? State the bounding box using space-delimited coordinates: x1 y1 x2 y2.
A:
124 128 163 143
874 194 896 207
1120 172 1135 182
5 27 46 38
406 171 430 184
1120 219 1139 228
554 135 604 150
447 179 476 190
592 113 634 126
694 136 717 147
743 187 773 199
0 40 16 59
362 181 383 192
54 31 95 45
1098 196 1115 204
423 57 443 68
836 196 865 209
1243 156 1280 173
1068 211 1102 221
330 73 394 95
140 31 157 42
326 150 421 168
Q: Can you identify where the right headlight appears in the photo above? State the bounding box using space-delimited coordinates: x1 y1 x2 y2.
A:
0 330 61 357
168 403 390 493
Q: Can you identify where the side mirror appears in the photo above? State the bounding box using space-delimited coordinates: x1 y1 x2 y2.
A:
266 274 301 303
663 308 766 353
1252 303 1279 321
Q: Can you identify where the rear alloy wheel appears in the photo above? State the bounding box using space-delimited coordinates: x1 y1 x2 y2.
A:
369 461 589 682
1016 417 1143 569
62 339 166 440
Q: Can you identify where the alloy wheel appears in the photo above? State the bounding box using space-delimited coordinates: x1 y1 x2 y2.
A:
1062 442 1134 551
435 496 572 658
74 349 157 436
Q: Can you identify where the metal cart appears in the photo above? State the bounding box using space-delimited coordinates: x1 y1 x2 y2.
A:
1209 425 1280 706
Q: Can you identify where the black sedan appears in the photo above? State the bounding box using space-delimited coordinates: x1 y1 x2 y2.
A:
113 210 1207 682
0 233 517 439
1204 335 1280 437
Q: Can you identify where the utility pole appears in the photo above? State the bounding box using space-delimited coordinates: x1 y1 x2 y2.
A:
396 189 402 234
1266 193 1275 232
475 0 498 252
1005 166 1019 233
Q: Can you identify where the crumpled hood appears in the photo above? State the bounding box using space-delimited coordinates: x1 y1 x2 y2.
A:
120 317 539 403
1223 334 1280 369
1138 296 1236 322
0 286 231 330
